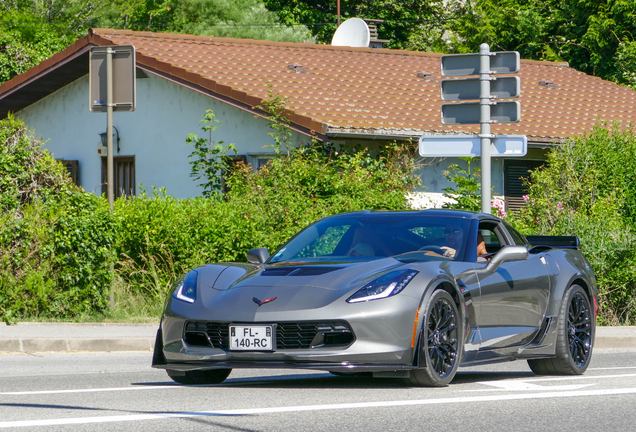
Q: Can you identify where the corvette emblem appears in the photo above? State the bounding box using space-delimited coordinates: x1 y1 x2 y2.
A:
253 297 277 307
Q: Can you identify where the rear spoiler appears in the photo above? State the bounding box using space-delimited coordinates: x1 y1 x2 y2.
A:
525 235 580 250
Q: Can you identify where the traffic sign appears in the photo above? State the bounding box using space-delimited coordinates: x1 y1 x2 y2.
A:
441 51 520 77
441 76 520 101
441 101 521 125
89 45 136 113
419 135 527 157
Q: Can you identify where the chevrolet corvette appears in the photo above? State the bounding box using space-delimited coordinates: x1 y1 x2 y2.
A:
152 210 597 387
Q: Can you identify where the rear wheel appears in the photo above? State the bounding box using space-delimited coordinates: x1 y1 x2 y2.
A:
405 290 461 387
528 284 594 375
167 368 232 385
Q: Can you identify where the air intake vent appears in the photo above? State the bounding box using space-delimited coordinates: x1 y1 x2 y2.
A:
184 320 355 350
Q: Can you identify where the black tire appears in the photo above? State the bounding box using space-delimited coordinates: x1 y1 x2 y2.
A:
528 284 594 375
405 290 461 387
167 368 232 385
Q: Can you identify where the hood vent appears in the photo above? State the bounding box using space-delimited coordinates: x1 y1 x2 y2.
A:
261 266 342 276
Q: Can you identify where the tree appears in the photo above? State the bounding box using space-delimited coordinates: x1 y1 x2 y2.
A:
262 0 452 49
446 0 636 88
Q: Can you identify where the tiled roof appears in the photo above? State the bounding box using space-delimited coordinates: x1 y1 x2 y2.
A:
2 28 635 143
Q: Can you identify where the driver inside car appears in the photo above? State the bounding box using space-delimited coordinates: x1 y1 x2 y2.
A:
421 225 463 259
440 225 463 258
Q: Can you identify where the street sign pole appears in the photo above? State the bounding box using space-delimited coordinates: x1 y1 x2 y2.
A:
106 47 114 211
439 47 521 214
480 43 491 214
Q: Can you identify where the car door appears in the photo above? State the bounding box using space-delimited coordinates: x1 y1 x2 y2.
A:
475 221 550 358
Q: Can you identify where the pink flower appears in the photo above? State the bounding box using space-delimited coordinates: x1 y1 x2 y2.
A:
557 202 564 211
523 195 530 203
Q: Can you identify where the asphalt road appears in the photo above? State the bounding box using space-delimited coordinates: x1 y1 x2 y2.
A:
1 349 636 431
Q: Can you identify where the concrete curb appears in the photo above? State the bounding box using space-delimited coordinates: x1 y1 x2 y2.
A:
1 324 635 354
0 338 154 353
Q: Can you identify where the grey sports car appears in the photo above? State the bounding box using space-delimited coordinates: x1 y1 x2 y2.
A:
152 209 597 387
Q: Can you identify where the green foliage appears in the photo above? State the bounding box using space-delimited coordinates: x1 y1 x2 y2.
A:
256 85 294 155
442 157 482 212
262 0 452 49
512 124 636 324
185 109 237 198
0 117 116 322
446 0 636 87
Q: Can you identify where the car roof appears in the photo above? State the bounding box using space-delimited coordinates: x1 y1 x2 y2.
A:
332 209 501 221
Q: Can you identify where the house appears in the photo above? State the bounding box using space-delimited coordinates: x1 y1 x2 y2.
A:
1 28 635 209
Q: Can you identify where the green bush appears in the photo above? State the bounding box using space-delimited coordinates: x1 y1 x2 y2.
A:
113 142 420 310
512 124 636 324
0 117 116 322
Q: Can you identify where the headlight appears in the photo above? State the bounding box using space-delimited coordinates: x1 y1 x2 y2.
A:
172 270 198 303
347 269 419 303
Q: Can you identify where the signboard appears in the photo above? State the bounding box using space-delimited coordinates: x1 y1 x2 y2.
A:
441 76 520 101
419 135 527 157
89 45 136 112
440 51 520 77
441 101 521 125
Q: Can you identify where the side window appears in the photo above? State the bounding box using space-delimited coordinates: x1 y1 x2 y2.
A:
503 222 528 246
479 228 501 253
295 225 351 258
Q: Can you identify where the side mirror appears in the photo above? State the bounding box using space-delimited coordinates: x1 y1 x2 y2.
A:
455 245 528 282
247 248 270 264
485 245 529 273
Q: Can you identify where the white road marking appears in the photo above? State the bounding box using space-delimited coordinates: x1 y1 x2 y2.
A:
0 385 178 396
467 373 636 392
2 387 636 428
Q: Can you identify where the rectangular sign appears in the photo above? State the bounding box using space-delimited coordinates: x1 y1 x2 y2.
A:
441 51 520 77
441 101 521 125
441 76 520 101
419 135 527 157
89 45 136 112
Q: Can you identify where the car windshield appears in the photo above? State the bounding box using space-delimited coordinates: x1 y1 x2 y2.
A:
268 213 471 264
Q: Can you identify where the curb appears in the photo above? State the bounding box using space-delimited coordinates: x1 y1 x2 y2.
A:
0 338 154 353
1 325 635 354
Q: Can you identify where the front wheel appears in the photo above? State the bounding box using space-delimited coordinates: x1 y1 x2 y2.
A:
528 284 594 375
405 290 461 387
167 368 232 385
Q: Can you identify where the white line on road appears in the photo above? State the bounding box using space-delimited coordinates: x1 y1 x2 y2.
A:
0 385 178 396
2 387 636 428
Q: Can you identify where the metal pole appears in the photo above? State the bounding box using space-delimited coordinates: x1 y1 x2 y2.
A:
106 48 114 211
479 43 492 214
106 48 115 308
337 0 341 27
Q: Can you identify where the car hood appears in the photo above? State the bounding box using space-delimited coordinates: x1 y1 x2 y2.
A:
196 258 406 314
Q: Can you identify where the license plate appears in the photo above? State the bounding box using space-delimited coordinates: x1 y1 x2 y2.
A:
229 325 274 351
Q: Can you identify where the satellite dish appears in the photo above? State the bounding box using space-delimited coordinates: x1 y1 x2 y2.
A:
331 18 370 48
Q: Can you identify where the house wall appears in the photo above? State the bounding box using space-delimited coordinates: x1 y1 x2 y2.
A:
16 72 306 198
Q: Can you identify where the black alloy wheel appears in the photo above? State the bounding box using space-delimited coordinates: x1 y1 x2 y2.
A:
567 290 593 367
406 289 460 387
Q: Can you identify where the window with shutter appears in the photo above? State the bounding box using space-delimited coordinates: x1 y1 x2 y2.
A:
57 160 79 186
101 156 136 198
504 160 545 211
